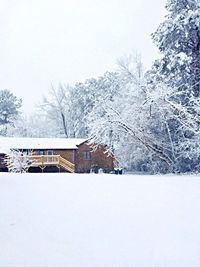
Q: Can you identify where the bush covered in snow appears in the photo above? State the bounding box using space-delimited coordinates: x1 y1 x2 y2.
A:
5 150 33 173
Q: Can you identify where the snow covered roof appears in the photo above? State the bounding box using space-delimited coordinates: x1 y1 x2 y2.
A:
0 146 9 154
0 137 87 151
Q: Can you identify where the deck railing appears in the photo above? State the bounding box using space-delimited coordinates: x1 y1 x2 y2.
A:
29 155 75 172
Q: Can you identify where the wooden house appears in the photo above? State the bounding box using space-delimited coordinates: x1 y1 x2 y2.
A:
0 137 115 173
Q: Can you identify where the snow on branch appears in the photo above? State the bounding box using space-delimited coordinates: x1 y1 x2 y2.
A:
5 150 33 173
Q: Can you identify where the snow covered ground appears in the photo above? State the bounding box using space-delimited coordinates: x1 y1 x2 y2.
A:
0 173 200 267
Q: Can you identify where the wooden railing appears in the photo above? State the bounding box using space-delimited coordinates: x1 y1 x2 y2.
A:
59 156 75 173
29 155 75 173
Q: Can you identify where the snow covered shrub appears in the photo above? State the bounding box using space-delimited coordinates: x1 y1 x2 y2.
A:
5 149 33 173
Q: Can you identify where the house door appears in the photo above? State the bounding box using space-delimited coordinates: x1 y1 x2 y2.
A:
47 150 53 162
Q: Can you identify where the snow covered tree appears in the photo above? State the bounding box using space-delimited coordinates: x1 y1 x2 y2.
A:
0 89 22 136
70 71 123 138
70 80 97 138
152 0 200 99
87 54 175 173
39 72 124 139
5 149 33 173
149 0 200 172
40 84 73 137
6 113 59 138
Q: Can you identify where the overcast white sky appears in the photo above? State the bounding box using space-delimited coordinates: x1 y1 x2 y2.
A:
0 0 166 112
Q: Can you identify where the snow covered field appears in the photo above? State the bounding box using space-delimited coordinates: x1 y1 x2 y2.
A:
0 173 200 267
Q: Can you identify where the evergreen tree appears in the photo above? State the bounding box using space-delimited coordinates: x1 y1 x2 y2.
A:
150 0 200 172
0 89 22 136
152 0 200 99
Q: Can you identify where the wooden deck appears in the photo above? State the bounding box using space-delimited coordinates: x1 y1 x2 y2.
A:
29 155 75 173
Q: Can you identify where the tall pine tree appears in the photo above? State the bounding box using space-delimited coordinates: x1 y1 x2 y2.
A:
150 0 200 172
152 0 200 100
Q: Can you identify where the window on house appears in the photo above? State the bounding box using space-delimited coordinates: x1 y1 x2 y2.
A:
39 151 45 155
83 151 91 160
47 150 53 162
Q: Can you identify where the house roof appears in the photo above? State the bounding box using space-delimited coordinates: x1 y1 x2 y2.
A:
0 137 87 151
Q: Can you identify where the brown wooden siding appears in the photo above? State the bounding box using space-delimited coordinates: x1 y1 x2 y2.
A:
75 143 92 173
53 150 75 164
0 154 8 172
75 143 114 173
0 154 5 167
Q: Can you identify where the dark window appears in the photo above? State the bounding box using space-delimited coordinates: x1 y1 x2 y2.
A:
47 150 53 162
47 150 53 156
83 151 91 160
